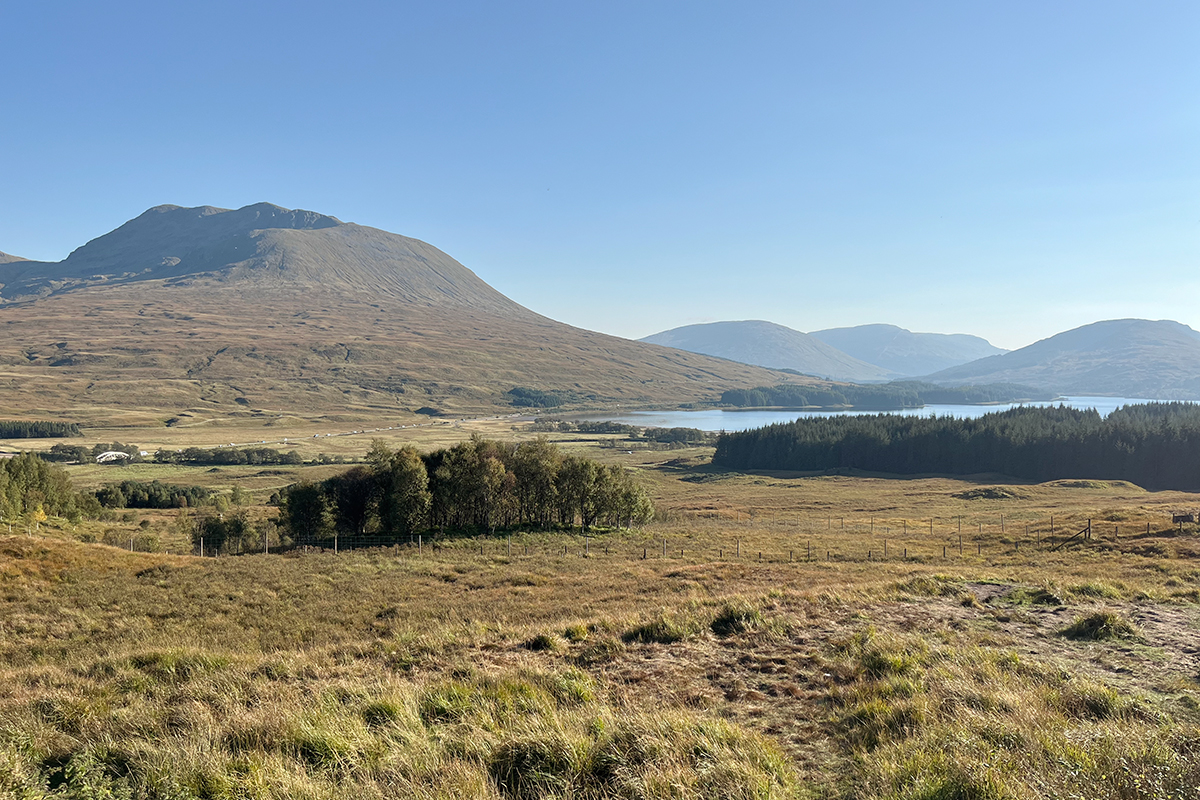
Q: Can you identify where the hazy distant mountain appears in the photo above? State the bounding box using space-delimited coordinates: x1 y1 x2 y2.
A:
0 251 27 264
925 319 1200 399
640 320 896 382
0 203 796 416
810 323 1006 377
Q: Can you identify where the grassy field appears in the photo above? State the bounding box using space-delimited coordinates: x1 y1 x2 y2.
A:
2 428 1199 798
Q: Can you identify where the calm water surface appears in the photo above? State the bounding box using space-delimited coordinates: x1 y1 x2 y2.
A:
577 397 1164 432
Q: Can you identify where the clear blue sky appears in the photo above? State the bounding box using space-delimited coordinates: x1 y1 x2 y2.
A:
2 1 1196 350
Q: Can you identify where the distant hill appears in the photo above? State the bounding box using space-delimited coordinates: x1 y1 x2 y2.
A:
810 323 1006 376
640 320 895 382
925 319 1200 399
0 203 800 419
0 251 28 264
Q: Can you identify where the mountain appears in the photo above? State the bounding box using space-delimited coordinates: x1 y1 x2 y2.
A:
0 203 528 317
0 251 28 264
0 203 799 420
924 319 1200 399
640 320 896 382
810 323 1006 377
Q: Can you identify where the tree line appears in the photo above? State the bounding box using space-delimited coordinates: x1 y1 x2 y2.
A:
152 446 304 466
712 402 1200 491
720 382 1053 410
531 419 713 444
41 443 306 466
42 442 141 463
0 421 82 439
274 436 655 548
1 452 229 528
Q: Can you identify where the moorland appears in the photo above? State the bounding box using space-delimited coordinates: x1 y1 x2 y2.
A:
1 415 1199 799
1 203 1198 799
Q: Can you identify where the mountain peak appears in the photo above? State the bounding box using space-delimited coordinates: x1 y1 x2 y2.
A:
110 202 343 239
0 203 530 315
0 251 28 264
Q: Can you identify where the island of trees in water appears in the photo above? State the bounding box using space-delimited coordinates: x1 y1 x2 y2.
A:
720 381 1054 409
712 402 1200 491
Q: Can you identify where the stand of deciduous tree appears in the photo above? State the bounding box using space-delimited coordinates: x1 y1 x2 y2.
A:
0 453 99 526
272 436 655 549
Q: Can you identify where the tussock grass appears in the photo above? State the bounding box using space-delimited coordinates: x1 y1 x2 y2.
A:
1059 611 1141 642
622 611 706 645
1 661 798 799
711 599 766 637
826 631 1193 800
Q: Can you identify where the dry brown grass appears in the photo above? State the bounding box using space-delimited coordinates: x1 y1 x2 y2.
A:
0 280 796 422
2 433 1199 798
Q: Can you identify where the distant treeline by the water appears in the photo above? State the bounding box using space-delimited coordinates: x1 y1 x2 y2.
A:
0 421 82 439
712 402 1200 491
720 381 1054 409
531 419 714 445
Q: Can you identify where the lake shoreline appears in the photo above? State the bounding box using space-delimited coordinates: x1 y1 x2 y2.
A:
568 396 1167 433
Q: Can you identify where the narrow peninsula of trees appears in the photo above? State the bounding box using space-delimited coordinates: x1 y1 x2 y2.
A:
0 421 83 439
531 419 714 445
721 382 1054 409
275 436 654 549
712 403 1200 491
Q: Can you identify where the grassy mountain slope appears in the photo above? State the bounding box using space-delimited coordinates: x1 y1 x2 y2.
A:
925 319 1200 399
0 203 531 318
810 323 1006 376
0 204 797 420
640 320 896 382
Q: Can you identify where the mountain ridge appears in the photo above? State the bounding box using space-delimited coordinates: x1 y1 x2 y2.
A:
810 323 1006 376
640 320 896 382
924 318 1200 399
0 202 533 319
